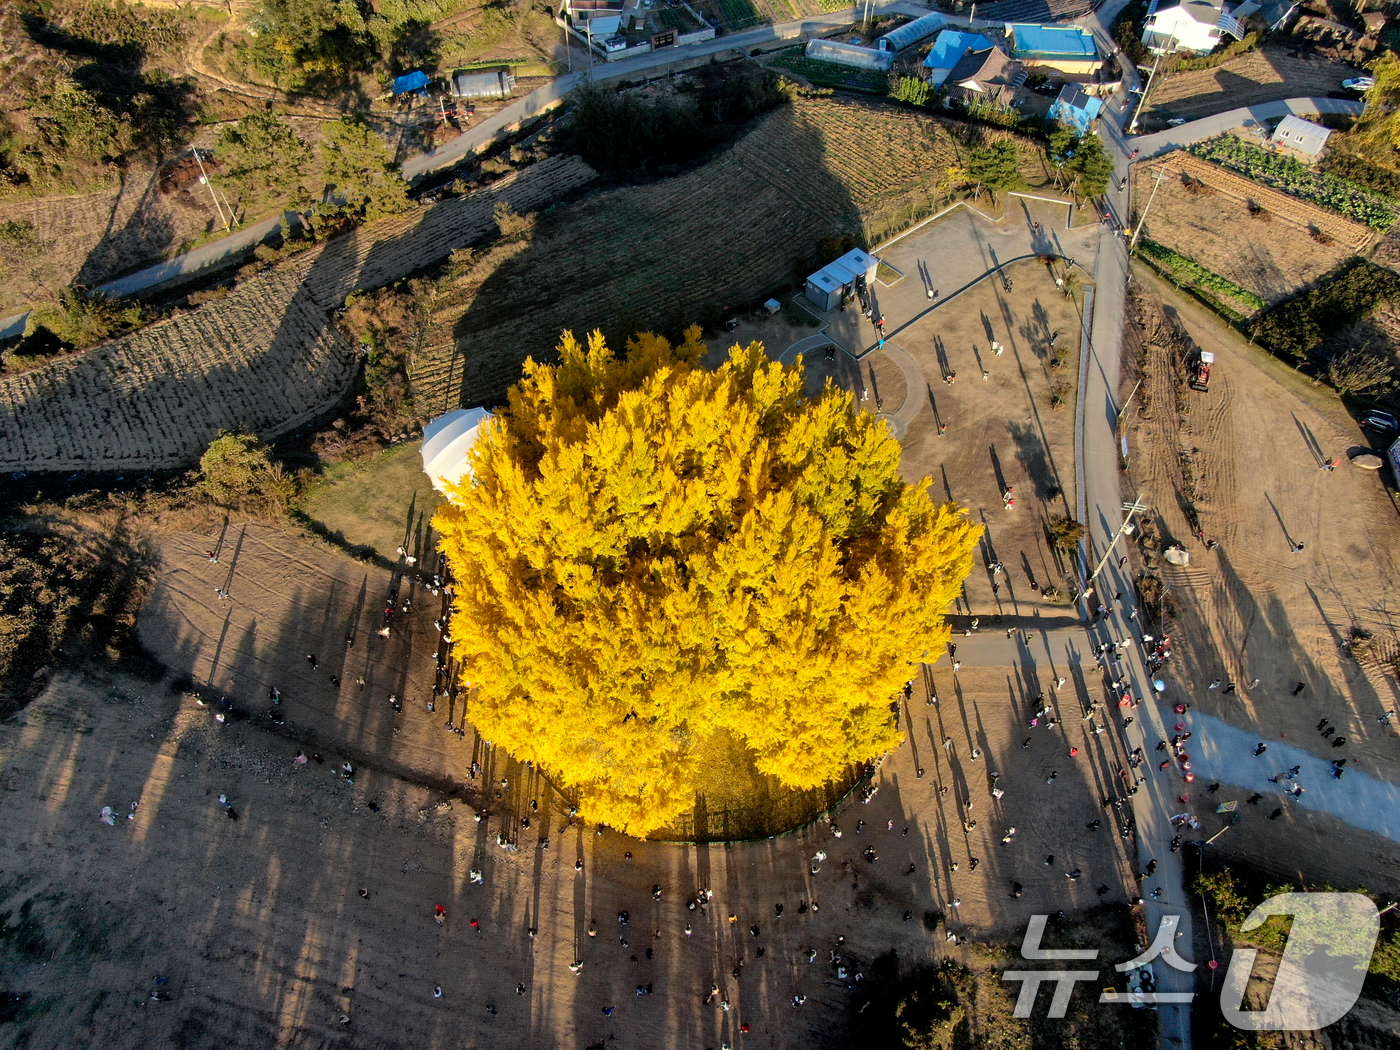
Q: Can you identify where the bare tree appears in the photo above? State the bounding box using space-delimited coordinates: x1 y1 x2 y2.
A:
1327 345 1393 395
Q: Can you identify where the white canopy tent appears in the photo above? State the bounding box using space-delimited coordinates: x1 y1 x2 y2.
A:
421 408 492 494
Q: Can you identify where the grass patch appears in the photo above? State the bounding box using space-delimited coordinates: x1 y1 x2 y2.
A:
875 261 905 286
768 53 890 94
1135 239 1266 313
300 443 441 563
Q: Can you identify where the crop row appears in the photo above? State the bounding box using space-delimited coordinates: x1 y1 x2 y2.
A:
413 149 843 408
1136 239 1266 313
1185 134 1400 231
1171 155 1376 251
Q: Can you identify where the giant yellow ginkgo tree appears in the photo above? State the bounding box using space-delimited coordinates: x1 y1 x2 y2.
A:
434 326 981 836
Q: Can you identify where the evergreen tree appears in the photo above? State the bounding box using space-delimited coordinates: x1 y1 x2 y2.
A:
434 327 981 835
966 140 1022 202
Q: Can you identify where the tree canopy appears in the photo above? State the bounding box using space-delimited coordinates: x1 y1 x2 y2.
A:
966 140 1022 202
434 327 981 835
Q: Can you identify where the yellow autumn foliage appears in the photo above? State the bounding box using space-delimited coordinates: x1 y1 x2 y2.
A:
433 326 981 836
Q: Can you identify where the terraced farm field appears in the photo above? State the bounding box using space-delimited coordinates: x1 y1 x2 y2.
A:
1132 157 1364 307
1141 47 1357 124
0 156 596 473
412 97 1054 411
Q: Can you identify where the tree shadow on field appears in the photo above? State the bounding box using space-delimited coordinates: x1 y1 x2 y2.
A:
74 169 178 289
446 101 864 412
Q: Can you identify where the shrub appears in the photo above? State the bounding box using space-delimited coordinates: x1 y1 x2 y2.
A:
199 429 296 509
1048 515 1085 551
1252 259 1400 358
23 289 144 350
893 75 930 107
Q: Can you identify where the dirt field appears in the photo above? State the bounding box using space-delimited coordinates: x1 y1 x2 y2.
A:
1121 270 1400 890
1142 47 1359 123
0 156 596 474
1131 159 1359 307
891 258 1085 616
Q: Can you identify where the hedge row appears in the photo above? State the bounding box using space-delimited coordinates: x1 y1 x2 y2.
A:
1251 258 1400 358
1137 239 1266 311
1187 134 1400 231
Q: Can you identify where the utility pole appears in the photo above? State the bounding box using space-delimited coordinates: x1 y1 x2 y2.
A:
1128 32 1175 135
192 149 230 232
1086 494 1148 589
564 19 571 72
1130 165 1169 248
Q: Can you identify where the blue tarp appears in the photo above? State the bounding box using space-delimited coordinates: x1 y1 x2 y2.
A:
924 30 995 80
392 70 431 95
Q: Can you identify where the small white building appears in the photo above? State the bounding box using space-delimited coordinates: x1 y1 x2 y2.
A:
1272 114 1331 157
1142 0 1246 54
421 408 492 494
804 248 879 312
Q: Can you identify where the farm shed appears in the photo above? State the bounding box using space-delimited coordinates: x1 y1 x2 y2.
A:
392 70 431 96
422 408 493 494
1048 83 1103 133
877 12 948 53
1272 114 1330 157
453 69 517 99
924 29 996 86
806 39 894 71
1005 24 1101 75
804 248 879 311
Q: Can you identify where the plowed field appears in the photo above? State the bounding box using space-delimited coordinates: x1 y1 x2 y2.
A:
1142 47 1357 122
0 156 596 473
1132 157 1359 305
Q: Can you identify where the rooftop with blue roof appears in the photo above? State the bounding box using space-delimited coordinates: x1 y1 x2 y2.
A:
1006 23 1098 60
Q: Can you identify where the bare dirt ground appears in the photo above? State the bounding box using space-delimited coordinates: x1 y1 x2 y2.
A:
0 156 596 474
0 512 1139 1050
1143 47 1359 123
1121 270 1400 890
1132 161 1358 306
894 258 1085 619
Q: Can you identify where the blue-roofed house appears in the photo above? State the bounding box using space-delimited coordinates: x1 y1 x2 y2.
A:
1005 24 1101 76
924 29 996 87
1048 84 1103 133
391 70 431 96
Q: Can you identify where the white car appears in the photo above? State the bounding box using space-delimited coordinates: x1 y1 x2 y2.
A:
1166 117 1188 127
1343 76 1375 91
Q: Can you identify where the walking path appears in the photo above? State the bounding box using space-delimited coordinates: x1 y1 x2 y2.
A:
1178 714 1400 842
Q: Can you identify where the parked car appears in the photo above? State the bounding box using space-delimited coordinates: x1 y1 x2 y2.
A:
1166 117 1188 127
1359 409 1399 433
1343 76 1375 92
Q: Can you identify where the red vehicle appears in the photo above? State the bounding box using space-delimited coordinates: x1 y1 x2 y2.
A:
1189 350 1213 392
